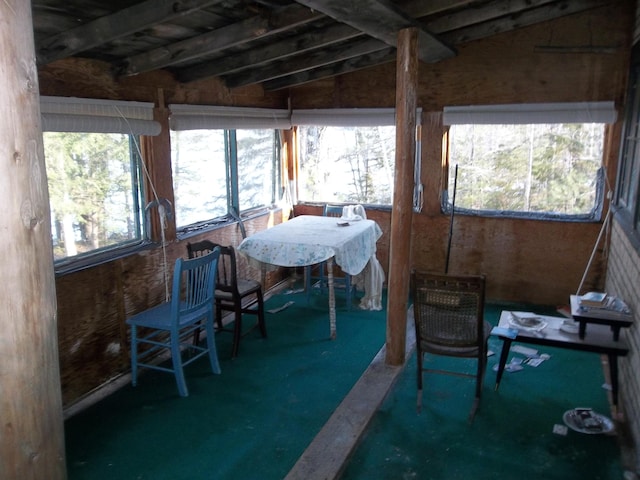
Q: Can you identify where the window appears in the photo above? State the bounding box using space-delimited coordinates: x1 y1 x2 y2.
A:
293 108 402 206
616 44 640 245
40 97 159 264
169 105 287 232
43 132 144 261
444 103 616 220
297 125 395 205
171 129 227 226
170 128 281 229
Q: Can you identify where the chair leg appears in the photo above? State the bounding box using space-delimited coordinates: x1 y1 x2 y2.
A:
256 290 267 338
171 335 188 397
231 307 242 358
205 315 221 375
215 301 224 330
416 351 423 413
192 323 201 346
130 325 138 387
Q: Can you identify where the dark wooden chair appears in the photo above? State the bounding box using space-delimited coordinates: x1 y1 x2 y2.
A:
410 270 490 421
187 240 266 358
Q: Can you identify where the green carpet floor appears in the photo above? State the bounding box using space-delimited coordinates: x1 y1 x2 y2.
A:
341 303 624 480
64 296 624 479
64 288 388 480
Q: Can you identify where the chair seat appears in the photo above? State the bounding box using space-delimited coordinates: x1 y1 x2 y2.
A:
127 302 210 330
215 278 261 301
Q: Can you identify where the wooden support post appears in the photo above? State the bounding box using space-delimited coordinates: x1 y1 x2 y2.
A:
0 2 67 478
386 27 418 366
140 90 176 243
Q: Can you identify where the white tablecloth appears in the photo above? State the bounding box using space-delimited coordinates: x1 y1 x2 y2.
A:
237 215 384 337
238 215 382 275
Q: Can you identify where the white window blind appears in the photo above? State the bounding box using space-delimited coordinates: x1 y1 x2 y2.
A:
290 108 396 126
442 102 617 125
40 96 161 135
169 104 291 130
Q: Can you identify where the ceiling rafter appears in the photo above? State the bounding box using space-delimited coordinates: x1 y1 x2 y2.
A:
293 0 457 63
249 0 614 90
37 0 227 65
264 47 397 91
178 22 363 82
223 37 390 88
119 3 322 76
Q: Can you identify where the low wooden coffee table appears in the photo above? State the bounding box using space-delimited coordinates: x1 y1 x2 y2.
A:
492 311 629 407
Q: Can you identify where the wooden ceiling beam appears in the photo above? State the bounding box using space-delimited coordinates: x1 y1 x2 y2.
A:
293 0 456 63
37 0 227 65
178 0 482 83
437 0 611 45
264 0 612 90
178 23 363 82
263 47 396 91
223 37 389 88
119 3 322 76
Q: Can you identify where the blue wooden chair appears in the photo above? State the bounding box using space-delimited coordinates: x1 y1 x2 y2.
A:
305 204 354 310
126 248 221 397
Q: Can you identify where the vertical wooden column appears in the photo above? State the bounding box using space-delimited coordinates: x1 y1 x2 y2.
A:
140 91 176 243
386 27 419 366
0 2 67 479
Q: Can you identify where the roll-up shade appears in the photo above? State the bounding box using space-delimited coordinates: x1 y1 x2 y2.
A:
169 104 291 130
291 108 396 126
40 96 161 135
442 102 617 125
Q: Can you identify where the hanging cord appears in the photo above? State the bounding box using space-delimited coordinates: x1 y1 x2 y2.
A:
115 106 172 302
445 164 458 274
576 169 615 295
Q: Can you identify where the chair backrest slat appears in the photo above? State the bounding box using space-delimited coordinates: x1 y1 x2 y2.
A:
187 241 238 295
173 248 220 321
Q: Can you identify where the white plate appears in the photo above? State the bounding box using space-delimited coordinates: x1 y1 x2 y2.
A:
508 312 547 331
563 409 614 434
560 321 580 334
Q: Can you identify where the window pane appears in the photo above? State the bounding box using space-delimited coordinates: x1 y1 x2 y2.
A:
43 132 142 261
448 123 604 216
237 129 278 211
171 130 227 227
298 126 395 205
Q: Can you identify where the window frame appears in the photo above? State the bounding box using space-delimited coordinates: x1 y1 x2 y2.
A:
40 95 159 273
614 43 640 250
169 126 283 236
442 102 616 222
293 108 422 210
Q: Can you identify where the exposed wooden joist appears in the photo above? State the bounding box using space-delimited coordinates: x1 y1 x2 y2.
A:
223 37 389 88
263 0 612 90
437 0 611 45
263 47 396 91
37 0 226 65
293 0 456 63
415 0 560 31
119 3 322 76
178 22 363 82
179 0 482 83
